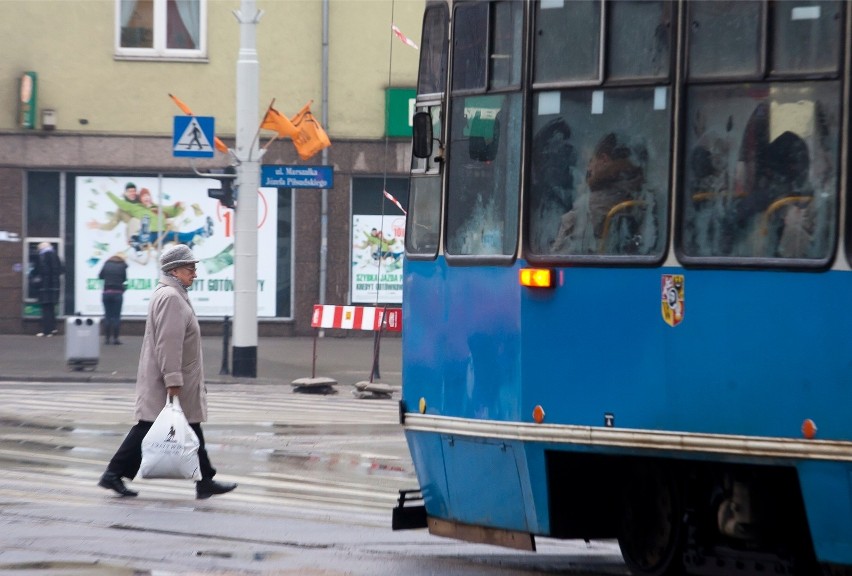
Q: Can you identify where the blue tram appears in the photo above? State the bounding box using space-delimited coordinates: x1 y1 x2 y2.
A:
396 1 852 575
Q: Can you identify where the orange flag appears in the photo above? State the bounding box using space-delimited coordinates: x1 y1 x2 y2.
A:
168 93 193 115
289 101 312 125
289 101 331 161
261 105 299 139
168 93 229 154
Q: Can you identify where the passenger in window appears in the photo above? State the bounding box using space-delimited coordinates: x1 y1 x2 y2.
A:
759 132 815 258
790 102 837 259
551 132 650 254
530 118 578 250
687 101 832 259
685 116 735 255
732 105 815 257
732 103 776 236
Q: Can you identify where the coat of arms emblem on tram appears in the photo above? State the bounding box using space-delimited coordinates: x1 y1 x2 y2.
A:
661 274 685 327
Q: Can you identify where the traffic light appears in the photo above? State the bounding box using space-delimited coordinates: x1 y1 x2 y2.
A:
208 166 237 209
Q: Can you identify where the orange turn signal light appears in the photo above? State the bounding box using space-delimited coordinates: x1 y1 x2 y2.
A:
519 268 554 288
802 418 817 439
532 405 545 424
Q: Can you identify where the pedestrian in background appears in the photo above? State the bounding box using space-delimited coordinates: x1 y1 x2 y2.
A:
98 253 128 345
34 241 64 337
98 244 237 499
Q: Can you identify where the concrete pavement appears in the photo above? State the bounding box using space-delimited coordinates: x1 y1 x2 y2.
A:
0 332 401 388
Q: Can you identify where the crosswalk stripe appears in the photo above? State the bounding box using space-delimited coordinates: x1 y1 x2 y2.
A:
0 383 416 514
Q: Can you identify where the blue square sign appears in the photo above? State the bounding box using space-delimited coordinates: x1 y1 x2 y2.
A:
173 116 215 158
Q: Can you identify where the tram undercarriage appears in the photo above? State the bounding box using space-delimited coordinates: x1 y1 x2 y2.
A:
547 452 831 576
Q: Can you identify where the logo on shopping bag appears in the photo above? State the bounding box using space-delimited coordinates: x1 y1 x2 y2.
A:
165 426 176 442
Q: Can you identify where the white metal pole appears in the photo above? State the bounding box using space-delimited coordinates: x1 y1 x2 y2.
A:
231 0 262 377
318 0 329 337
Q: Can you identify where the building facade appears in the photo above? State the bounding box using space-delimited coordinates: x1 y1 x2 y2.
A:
0 0 422 336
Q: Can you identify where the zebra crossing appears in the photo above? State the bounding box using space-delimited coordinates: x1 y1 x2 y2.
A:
0 382 402 425
0 382 416 514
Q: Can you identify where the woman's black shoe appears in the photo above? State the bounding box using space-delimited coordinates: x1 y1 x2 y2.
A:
196 479 237 499
98 471 138 497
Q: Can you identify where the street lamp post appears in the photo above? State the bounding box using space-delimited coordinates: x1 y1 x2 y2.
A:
231 0 263 377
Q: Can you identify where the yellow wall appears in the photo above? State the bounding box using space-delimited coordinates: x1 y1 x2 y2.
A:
0 0 423 139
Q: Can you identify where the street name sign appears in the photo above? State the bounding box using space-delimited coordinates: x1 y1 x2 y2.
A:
261 165 334 189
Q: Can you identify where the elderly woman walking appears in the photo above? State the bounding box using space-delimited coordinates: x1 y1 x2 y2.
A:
98 244 236 499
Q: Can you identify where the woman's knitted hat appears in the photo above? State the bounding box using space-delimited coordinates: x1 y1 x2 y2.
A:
160 244 199 272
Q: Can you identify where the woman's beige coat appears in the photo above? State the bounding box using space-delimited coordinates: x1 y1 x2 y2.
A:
134 275 207 423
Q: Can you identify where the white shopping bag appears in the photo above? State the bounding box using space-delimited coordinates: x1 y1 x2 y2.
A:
138 395 202 480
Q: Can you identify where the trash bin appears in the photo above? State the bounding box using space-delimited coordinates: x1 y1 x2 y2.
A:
66 316 100 371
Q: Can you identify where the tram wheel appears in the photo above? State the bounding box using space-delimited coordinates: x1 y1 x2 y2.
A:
617 463 684 576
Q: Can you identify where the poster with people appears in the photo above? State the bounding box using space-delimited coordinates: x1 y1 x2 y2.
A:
75 176 278 317
351 214 405 303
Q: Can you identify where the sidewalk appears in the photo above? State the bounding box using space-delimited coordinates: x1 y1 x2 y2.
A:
0 332 401 388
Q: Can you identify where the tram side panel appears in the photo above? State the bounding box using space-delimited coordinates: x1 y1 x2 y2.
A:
519 265 852 566
403 261 539 532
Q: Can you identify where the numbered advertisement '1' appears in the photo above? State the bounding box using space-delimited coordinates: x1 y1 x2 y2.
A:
74 176 278 317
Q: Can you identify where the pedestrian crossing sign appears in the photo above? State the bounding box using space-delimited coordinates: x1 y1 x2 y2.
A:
173 116 215 158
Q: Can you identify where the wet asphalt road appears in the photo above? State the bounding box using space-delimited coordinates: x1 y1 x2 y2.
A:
0 358 627 574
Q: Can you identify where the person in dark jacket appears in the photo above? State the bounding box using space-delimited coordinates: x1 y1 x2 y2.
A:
34 242 63 337
99 254 128 345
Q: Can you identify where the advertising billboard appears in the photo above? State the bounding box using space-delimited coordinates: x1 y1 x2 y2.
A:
74 175 277 317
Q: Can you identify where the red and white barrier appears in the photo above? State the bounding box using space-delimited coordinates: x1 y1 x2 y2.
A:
311 305 402 332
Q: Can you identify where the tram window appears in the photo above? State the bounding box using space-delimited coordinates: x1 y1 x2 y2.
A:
681 82 839 260
452 2 488 92
418 4 449 95
407 104 442 258
528 88 671 258
687 1 763 80
490 1 523 90
608 1 672 81
406 176 442 257
771 1 842 76
534 0 601 84
445 93 522 256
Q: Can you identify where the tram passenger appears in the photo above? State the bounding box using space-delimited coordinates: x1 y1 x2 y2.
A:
530 117 577 251
780 102 837 259
551 132 650 254
685 99 833 259
758 132 814 257
684 118 735 256
731 106 815 258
